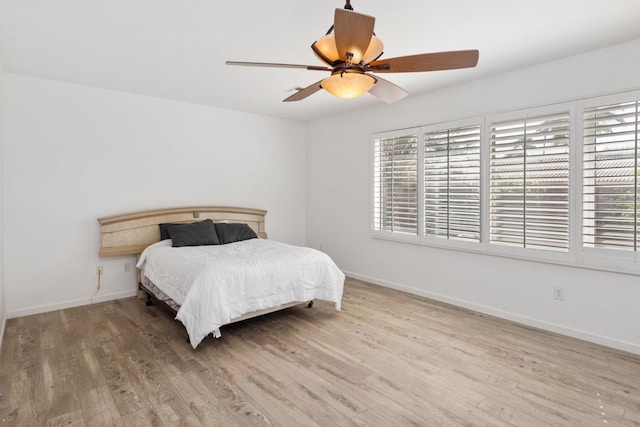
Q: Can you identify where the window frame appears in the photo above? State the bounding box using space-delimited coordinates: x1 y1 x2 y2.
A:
370 127 421 244
577 91 640 273
485 104 574 265
419 118 484 252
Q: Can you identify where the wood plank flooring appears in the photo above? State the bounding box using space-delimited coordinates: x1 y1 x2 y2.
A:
1 277 640 426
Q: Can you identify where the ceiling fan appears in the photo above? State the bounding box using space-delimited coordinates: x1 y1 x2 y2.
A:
226 1 479 103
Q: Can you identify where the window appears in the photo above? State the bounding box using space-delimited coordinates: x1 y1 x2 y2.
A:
371 90 640 275
424 124 481 242
372 131 418 235
489 112 571 252
583 100 639 251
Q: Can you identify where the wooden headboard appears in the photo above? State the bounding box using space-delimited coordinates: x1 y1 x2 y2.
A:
98 206 267 257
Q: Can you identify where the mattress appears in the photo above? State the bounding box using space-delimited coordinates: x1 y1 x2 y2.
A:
140 275 181 312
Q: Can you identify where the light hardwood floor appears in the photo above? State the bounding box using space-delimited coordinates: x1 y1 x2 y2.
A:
1 277 639 426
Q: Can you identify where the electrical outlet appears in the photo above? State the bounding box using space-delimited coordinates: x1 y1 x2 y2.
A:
96 266 103 276
553 286 564 301
124 263 131 273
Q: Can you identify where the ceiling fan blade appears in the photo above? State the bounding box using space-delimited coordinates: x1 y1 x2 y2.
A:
283 80 324 102
333 8 375 63
369 76 408 104
368 50 479 73
226 61 331 72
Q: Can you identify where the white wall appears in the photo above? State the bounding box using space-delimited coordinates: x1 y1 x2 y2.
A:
0 68 6 347
306 39 640 354
3 74 307 317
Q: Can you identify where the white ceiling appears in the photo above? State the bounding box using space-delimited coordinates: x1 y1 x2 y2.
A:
1 0 639 122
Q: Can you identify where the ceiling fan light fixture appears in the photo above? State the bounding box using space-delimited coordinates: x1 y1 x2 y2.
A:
321 72 375 99
362 35 384 64
227 3 479 104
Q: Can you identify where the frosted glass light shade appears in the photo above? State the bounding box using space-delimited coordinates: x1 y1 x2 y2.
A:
313 34 339 63
362 35 384 64
313 34 384 65
321 73 375 99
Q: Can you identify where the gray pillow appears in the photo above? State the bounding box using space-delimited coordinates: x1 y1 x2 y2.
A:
167 219 220 247
159 222 182 240
214 223 258 244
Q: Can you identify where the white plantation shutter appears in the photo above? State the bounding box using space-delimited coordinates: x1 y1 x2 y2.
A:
490 112 570 252
373 132 418 234
424 125 481 241
583 100 639 251
370 92 640 274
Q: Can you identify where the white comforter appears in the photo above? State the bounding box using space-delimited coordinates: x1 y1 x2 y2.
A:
136 239 344 348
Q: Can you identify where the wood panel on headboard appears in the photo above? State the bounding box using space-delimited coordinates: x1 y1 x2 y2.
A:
98 206 267 257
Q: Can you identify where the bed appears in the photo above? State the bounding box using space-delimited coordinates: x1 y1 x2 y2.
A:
98 206 345 348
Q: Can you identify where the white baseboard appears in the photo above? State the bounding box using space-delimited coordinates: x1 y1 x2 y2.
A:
7 289 138 319
344 270 640 356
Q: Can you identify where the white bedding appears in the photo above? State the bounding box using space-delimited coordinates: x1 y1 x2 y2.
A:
136 239 345 348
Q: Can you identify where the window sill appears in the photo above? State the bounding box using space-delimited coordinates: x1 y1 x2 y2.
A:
371 232 640 276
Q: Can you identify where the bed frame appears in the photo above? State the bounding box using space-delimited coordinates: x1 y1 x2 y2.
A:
97 206 311 341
